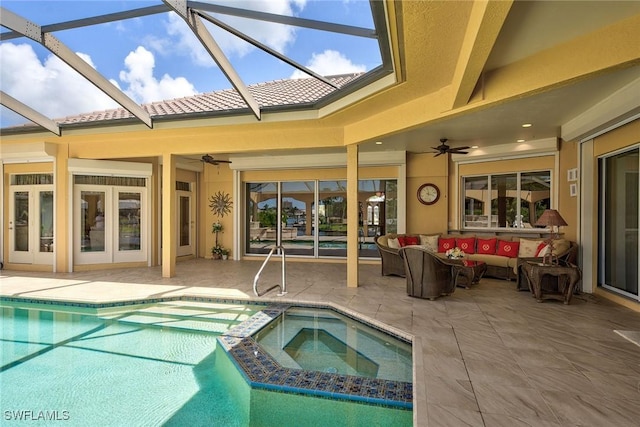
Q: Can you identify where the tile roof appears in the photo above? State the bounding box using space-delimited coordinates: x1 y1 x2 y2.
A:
57 73 364 126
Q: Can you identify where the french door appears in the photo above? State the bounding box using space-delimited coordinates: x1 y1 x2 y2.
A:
8 185 54 265
600 147 639 301
74 185 146 264
176 190 195 257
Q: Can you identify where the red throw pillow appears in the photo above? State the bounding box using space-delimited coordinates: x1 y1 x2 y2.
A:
438 237 456 253
477 238 497 254
404 236 419 246
456 237 476 254
496 240 520 258
397 236 407 247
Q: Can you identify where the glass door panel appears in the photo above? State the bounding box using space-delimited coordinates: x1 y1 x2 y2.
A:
281 181 314 256
177 192 194 257
246 182 278 255
13 191 29 252
118 192 141 251
318 180 347 257
81 190 106 253
39 191 54 253
601 148 639 300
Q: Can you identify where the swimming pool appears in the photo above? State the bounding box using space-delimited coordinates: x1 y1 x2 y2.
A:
0 297 412 426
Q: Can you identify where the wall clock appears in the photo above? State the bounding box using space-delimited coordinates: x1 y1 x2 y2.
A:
417 183 440 205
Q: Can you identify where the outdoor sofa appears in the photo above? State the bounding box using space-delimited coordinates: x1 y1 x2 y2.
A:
375 233 578 281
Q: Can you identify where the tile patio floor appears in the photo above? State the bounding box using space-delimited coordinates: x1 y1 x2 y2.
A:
1 259 639 426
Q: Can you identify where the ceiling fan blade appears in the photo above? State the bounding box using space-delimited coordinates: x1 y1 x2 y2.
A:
201 155 232 165
452 151 468 155
433 152 443 157
454 146 471 151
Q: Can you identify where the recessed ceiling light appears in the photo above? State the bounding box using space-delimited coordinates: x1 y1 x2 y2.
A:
522 123 532 128
471 145 479 149
517 139 525 143
375 141 383 145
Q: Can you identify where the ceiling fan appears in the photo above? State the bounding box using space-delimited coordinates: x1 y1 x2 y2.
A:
201 154 232 165
432 138 470 157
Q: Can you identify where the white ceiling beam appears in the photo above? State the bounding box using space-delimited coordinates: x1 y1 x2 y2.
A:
0 91 61 135
0 7 153 129
163 0 261 120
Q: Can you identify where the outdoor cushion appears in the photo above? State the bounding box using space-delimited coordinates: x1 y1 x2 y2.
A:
536 242 550 256
552 239 570 255
397 236 419 247
438 237 456 252
496 240 519 258
518 238 545 257
419 234 439 252
456 237 476 254
476 238 497 254
387 238 400 249
468 253 510 268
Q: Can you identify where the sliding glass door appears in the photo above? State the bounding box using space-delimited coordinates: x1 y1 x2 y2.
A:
245 179 396 258
600 147 639 300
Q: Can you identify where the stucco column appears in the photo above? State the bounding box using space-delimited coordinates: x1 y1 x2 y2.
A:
162 153 176 277
55 147 68 272
347 145 359 287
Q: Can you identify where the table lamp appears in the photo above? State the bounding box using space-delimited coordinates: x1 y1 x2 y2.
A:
535 209 568 265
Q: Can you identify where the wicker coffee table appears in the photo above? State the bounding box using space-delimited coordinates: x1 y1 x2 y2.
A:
450 260 487 289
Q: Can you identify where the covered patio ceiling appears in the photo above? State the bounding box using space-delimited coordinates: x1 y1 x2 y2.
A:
1 1 638 155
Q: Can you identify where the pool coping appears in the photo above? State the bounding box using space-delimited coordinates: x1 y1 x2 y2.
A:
0 294 413 410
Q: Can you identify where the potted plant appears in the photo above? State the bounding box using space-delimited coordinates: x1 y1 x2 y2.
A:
209 191 232 260
211 244 225 260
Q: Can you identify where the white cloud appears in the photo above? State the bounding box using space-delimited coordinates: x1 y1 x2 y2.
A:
290 49 366 79
119 46 197 103
0 42 198 128
160 0 306 66
0 42 118 124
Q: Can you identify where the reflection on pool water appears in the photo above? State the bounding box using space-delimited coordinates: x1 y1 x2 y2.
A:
0 298 412 426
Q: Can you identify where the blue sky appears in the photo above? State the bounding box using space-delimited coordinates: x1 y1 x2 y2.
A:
0 0 381 128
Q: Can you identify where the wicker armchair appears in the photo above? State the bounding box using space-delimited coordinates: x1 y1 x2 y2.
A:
375 234 407 277
399 246 457 300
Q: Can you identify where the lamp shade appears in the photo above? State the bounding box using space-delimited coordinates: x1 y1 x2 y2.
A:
535 209 568 227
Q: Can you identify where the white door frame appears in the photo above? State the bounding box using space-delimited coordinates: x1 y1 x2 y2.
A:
8 185 54 265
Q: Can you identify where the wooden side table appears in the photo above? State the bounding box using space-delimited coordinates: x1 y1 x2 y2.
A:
521 261 581 304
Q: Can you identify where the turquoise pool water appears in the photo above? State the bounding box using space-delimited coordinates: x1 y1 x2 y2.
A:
0 299 412 426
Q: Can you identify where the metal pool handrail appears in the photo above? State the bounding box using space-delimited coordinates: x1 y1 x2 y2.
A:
253 245 288 297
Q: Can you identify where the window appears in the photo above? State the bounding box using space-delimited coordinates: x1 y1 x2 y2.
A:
462 171 551 229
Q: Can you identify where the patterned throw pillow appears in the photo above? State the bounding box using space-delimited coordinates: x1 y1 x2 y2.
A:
419 234 439 252
438 237 456 253
476 238 497 254
496 239 520 258
518 239 545 257
456 237 476 254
